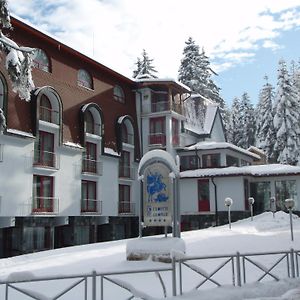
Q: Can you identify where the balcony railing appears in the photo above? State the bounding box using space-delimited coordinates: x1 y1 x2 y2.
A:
119 166 135 180
31 197 59 214
118 201 135 215
33 149 59 169
81 199 102 214
82 157 103 175
0 144 3 162
85 122 101 136
122 133 134 145
39 107 59 125
142 101 184 115
148 133 166 146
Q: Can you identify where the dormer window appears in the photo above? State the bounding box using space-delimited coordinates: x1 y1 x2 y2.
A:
78 69 93 89
32 49 50 72
114 85 125 103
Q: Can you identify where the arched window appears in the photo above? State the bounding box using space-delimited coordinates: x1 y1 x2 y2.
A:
113 85 125 103
32 49 50 72
78 69 93 89
85 110 95 134
40 94 52 123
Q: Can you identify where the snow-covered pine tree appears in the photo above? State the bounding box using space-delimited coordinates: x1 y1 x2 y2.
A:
273 59 300 165
132 49 158 79
0 0 35 102
228 97 243 146
238 92 256 149
178 38 225 120
255 76 276 161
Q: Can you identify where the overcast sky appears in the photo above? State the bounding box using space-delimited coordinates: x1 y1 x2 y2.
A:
9 0 300 105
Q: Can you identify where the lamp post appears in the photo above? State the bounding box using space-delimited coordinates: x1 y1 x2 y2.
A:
225 197 233 229
248 197 255 221
285 198 295 242
270 197 276 218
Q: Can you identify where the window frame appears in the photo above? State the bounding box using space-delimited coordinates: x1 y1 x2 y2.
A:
32 49 50 72
77 69 93 90
113 85 125 103
81 180 97 212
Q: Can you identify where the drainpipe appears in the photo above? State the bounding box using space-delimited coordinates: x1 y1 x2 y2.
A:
211 177 218 226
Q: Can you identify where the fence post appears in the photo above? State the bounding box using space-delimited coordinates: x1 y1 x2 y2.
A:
5 284 8 300
92 271 97 300
172 256 177 297
290 249 295 278
236 252 241 287
84 277 87 300
179 260 183 295
101 275 104 300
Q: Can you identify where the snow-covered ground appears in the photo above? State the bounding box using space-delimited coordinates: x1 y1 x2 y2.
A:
0 211 300 299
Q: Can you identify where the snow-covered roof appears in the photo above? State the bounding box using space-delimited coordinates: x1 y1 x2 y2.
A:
203 105 218 134
104 147 120 157
180 164 300 178
135 77 191 92
247 146 266 156
63 141 83 149
184 141 260 160
6 128 34 139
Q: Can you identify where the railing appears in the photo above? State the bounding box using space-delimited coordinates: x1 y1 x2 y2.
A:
0 144 3 162
118 166 135 180
0 249 299 300
142 101 184 115
82 157 103 175
31 197 59 214
39 106 59 125
122 133 134 145
85 122 101 136
81 199 102 214
33 149 59 169
0 267 173 300
148 133 166 146
175 249 300 295
118 201 135 215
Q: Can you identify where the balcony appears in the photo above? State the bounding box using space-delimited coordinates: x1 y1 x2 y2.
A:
81 199 102 214
142 101 184 115
122 133 134 145
118 201 135 215
148 133 166 147
86 121 101 136
33 149 59 169
31 197 59 214
39 107 59 125
119 166 136 180
82 157 103 175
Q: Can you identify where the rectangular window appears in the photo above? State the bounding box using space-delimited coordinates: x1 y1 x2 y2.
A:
275 180 297 210
151 91 169 112
81 180 97 212
119 151 130 178
172 118 179 146
202 154 220 168
226 155 239 167
83 142 97 173
180 155 199 171
119 185 131 214
149 117 166 146
198 179 210 212
34 131 55 167
32 175 54 213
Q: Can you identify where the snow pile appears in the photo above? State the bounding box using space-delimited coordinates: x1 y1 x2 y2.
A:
126 237 185 263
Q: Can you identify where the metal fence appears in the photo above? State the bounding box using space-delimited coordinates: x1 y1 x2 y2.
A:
0 249 299 300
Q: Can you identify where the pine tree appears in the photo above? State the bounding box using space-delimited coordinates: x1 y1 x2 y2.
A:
178 38 225 108
0 0 35 101
238 92 256 149
133 49 158 79
255 76 276 161
228 97 243 146
273 59 300 165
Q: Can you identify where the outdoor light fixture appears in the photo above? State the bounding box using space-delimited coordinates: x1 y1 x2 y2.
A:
248 197 255 221
285 198 295 242
225 197 233 229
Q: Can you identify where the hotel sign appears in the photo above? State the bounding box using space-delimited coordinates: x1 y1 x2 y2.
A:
143 162 173 227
